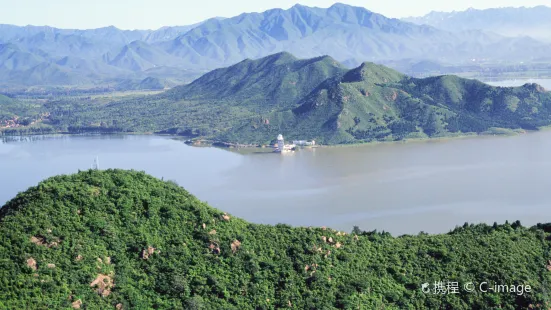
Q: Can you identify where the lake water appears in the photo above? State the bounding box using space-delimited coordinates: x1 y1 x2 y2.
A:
486 78 551 89
2 130 551 235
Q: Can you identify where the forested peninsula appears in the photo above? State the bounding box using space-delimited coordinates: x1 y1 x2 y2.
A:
0 170 550 309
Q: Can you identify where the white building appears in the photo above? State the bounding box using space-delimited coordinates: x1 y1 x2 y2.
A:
274 134 295 153
277 134 285 152
293 140 316 146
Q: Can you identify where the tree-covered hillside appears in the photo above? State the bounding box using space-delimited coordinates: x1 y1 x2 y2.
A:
1 169 551 309
39 52 350 138
167 52 348 110
34 52 551 145
254 63 551 144
3 52 551 144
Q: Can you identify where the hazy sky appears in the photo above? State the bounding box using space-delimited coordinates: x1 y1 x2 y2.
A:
0 0 549 30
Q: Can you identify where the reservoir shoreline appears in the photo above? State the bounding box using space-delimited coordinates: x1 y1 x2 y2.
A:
3 130 551 235
0 126 538 150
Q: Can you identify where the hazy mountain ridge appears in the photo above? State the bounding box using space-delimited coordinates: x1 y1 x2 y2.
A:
403 6 551 42
106 40 188 72
2 4 551 88
0 23 209 87
158 3 551 70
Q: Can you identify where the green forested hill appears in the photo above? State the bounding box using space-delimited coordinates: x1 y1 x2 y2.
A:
1 169 551 309
167 52 348 110
39 52 551 145
243 62 551 144
41 52 350 137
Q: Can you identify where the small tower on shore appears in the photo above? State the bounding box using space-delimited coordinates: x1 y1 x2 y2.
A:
277 134 285 152
91 156 100 170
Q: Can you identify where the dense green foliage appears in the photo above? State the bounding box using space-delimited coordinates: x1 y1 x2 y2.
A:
0 95 42 121
1 169 551 309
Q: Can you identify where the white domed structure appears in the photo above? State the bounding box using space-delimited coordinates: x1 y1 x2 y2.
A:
277 134 285 152
274 134 296 153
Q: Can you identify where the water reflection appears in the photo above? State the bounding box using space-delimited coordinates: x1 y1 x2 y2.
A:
486 79 551 89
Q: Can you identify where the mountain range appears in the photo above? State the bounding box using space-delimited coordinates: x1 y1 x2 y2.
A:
34 52 551 145
1 4 551 89
403 6 551 42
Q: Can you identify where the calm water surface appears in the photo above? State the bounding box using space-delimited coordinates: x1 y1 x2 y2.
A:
1 131 551 235
486 78 551 89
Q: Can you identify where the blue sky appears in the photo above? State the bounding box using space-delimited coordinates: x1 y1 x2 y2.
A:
0 0 549 30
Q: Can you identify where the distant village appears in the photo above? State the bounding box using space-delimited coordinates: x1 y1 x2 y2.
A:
0 116 21 129
0 112 50 130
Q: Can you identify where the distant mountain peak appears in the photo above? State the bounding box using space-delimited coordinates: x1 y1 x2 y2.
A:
328 2 372 14
330 2 361 9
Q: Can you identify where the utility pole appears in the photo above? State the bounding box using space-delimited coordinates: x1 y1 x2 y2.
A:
92 156 100 170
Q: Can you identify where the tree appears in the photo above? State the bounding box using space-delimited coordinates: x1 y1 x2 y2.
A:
184 296 206 310
423 110 444 137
